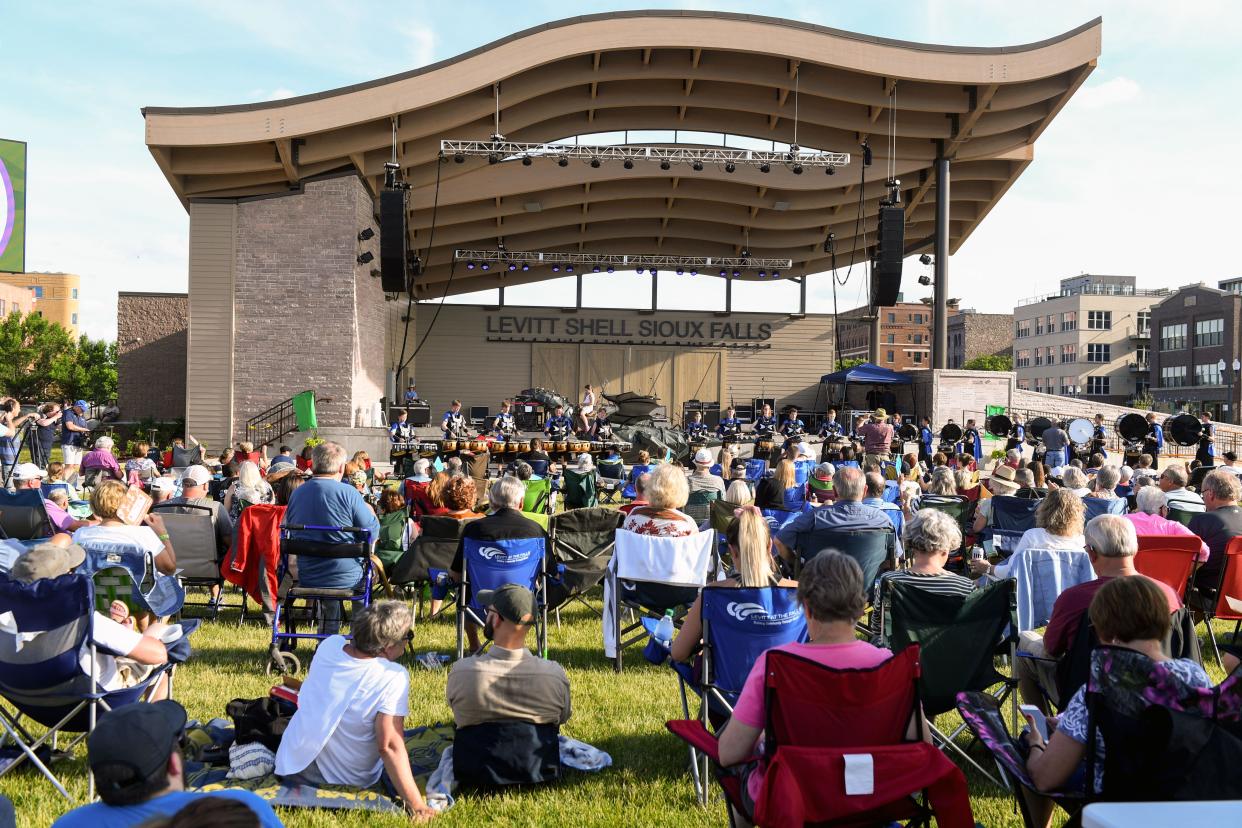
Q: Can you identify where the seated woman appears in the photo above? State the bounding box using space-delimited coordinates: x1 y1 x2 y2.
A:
717 552 922 816
223 460 274 524
871 509 975 639
621 464 697 537
955 468 982 503
1023 576 1211 825
124 442 159 485
905 467 965 518
422 472 454 516
1060 466 1092 497
1086 465 1121 499
970 465 1022 537
275 600 436 820
81 436 124 486
440 476 478 519
73 479 177 575
672 507 797 663
754 460 801 512
375 490 417 575
971 488 1085 579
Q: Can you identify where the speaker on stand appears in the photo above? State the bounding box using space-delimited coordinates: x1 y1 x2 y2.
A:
870 203 905 307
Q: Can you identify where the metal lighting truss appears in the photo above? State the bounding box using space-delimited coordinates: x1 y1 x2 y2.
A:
440 140 850 169
453 249 793 271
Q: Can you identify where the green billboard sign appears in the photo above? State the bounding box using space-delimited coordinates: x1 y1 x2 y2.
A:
0 138 26 273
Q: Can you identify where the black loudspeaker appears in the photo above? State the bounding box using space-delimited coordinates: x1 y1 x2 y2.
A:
405 402 431 426
701 403 721 428
753 397 775 414
380 189 408 293
870 204 904 307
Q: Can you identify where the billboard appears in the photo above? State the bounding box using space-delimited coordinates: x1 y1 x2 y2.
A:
0 139 26 273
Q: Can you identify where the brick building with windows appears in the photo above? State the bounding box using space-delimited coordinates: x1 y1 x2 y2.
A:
0 272 81 335
1011 274 1167 406
1149 280 1242 422
837 298 957 371
947 309 1014 368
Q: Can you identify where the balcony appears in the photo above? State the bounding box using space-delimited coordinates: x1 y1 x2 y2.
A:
1128 329 1150 340
1127 360 1149 373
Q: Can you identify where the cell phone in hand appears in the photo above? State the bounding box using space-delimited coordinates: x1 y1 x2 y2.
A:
1019 704 1049 742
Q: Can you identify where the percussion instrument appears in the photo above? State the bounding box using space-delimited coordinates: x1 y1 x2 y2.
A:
1115 413 1149 444
1167 413 1203 447
756 439 775 453
441 439 457 451
897 423 919 442
1025 416 1054 445
555 441 568 452
985 414 1012 438
939 423 963 444
590 441 603 453
504 440 517 453
516 440 531 452
1066 418 1093 446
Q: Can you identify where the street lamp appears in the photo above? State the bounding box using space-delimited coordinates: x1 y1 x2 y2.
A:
1220 358 1234 424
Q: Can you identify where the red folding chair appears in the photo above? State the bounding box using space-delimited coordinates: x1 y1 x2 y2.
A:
1134 534 1202 601
666 646 974 828
1203 536 1242 669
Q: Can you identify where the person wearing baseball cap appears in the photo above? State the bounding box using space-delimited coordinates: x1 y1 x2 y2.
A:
52 700 282 827
59 400 92 483
445 583 571 786
12 462 92 533
164 464 233 569
149 475 177 504
688 447 726 499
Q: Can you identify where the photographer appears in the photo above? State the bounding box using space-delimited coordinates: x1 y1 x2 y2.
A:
0 398 34 481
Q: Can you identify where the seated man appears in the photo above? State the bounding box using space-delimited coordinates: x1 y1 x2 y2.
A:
163 465 233 562
1159 464 1205 514
1015 514 1181 713
52 701 282 827
149 476 177 504
773 466 902 564
861 471 903 536
445 584 571 787
274 601 435 819
283 441 380 635
451 477 546 653
618 472 651 515
1188 469 1242 593
11 463 91 533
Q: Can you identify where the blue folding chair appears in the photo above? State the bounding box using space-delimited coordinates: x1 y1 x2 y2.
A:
270 523 373 675
672 585 807 802
456 535 547 659
0 489 53 541
0 574 191 800
793 459 815 486
986 495 1040 553
622 464 653 500
1082 496 1127 521
596 457 625 504
526 459 550 478
883 480 902 504
77 539 186 619
759 506 800 534
743 458 768 484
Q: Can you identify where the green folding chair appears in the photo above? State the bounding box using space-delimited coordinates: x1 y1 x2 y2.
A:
523 477 553 514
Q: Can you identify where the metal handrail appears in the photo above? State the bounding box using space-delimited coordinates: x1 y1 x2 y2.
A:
244 391 311 450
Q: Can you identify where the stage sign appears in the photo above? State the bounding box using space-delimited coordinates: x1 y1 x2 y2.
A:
0 139 26 273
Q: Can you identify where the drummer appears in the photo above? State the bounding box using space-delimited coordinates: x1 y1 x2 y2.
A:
960 418 983 461
493 400 517 441
684 410 710 442
1006 414 1025 453
1144 412 1164 470
441 400 468 441
1041 420 1071 472
780 406 805 439
752 404 777 437
404 382 419 403
1091 413 1109 459
1196 411 1216 466
818 408 844 440
716 407 742 442
543 404 573 445
388 408 414 476
589 407 614 441
918 416 935 466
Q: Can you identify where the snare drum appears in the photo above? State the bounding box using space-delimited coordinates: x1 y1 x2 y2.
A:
517 440 530 452
555 441 567 452
441 439 457 452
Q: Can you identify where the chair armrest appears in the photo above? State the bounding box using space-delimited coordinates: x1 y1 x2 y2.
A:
665 719 721 762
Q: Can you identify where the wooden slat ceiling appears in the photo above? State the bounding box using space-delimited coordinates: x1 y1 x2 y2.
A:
143 11 1101 298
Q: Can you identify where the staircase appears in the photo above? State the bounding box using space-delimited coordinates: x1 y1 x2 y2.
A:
244 392 312 450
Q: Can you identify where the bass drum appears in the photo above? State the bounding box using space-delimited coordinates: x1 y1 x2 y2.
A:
1167 413 1203 447
1026 416 1053 445
985 414 1012 438
897 423 919 441
1066 418 1093 446
940 423 963 444
1115 413 1149 443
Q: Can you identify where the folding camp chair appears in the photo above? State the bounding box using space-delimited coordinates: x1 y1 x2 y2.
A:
667 647 974 828
1192 535 1242 669
1082 496 1127 521
76 539 186 619
456 533 548 659
743 458 768 484
884 578 1018 786
0 489 53 541
404 479 435 517
546 508 623 620
0 574 190 800
1135 534 1201 601
672 586 807 803
151 502 238 618
388 515 473 619
792 459 815 486
221 503 285 625
1166 505 1199 527
605 529 716 671
758 506 800 535
683 489 719 524
523 477 554 514
269 523 373 674
596 457 625 503
986 495 1039 554
1006 546 1095 632
791 527 894 592
917 497 973 560
622 464 653 500
561 468 597 509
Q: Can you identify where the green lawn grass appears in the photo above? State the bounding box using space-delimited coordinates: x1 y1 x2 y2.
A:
3 591 1235 827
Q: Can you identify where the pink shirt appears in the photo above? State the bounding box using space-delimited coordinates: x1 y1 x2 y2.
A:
1125 512 1210 562
731 640 893 802
858 422 895 455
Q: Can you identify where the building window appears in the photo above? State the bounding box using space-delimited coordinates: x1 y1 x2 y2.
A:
71 288 78 299
888 313 896 323
1161 365 1188 388
1135 377 1150 396
1161 322 1187 350
1016 349 1031 368
1195 362 1223 386
1086 343 1111 363
1016 320 1030 338
1034 381 1043 394
1046 347 1056 365
886 350 894 363
30 286 43 298
1061 377 1076 395
1035 350 1044 366
1087 311 1112 330
1046 314 1056 332
912 333 923 344
1195 318 1224 347
71 313 78 325
1017 379 1030 390
914 313 924 324
1086 376 1110 395
1061 343 1077 363
1061 311 1077 331
887 333 895 344
913 352 924 364
1035 319 1045 336
1137 310 1150 335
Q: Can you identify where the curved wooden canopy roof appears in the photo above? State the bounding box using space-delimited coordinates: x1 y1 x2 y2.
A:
143 10 1101 299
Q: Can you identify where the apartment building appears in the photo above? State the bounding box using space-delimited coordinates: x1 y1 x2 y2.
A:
837 297 956 370
1149 280 1242 421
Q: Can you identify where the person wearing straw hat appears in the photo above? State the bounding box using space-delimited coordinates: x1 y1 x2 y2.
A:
970 464 1021 537
688 448 725 497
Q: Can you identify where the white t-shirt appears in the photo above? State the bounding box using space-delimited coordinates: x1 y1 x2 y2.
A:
72 524 168 562
85 612 144 690
274 636 410 788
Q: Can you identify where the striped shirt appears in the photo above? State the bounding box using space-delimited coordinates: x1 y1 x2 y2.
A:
870 568 975 637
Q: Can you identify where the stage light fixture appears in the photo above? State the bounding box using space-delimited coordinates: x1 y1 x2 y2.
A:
772 270 781 278
659 160 671 171
919 253 933 266
759 162 771 173
724 162 736 173
918 274 932 286
676 267 684 275
825 167 835 176
356 251 374 264
651 269 658 277
453 152 465 163
357 227 375 241
481 262 490 270
442 139 851 173
623 159 634 169
592 264 601 273
508 263 517 271
732 269 741 278
636 267 644 274
566 264 574 273
551 264 560 272
690 268 698 276
719 269 727 277
590 157 601 168
606 266 615 273
521 155 532 166
522 263 530 271
558 156 569 167
758 270 767 278
792 164 803 175
692 161 704 171
740 248 750 259
466 261 476 270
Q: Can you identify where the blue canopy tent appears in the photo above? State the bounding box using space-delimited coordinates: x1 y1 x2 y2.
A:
818 363 917 432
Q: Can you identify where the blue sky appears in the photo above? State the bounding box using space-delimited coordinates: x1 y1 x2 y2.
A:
5 1 1240 338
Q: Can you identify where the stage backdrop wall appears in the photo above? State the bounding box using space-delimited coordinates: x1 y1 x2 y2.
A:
410 304 834 422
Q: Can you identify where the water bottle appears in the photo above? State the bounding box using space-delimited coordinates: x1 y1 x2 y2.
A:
654 609 675 647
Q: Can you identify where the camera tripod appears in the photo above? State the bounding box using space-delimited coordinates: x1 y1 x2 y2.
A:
1 419 41 489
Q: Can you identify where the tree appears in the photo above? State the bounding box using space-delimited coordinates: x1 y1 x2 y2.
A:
56 336 117 402
962 354 1013 372
835 357 866 371
0 311 76 399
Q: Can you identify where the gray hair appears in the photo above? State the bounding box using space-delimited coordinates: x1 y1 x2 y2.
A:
1135 486 1167 515
1201 469 1242 503
514 461 533 481
1118 465 1133 483
903 508 963 557
446 456 464 476
635 471 651 496
1084 514 1137 558
1014 468 1034 487
311 441 347 475
412 458 430 477
1161 464 1188 488
1094 465 1121 493
797 551 865 623
351 600 413 655
94 435 114 450
833 466 865 501
927 467 956 496
864 472 887 499
1006 449 1023 464
954 469 974 491
490 475 525 510
1062 466 1087 489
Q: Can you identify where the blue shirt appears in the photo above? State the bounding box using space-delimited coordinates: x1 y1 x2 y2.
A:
271 454 294 467
685 421 709 439
775 500 903 559
716 417 742 437
818 420 843 438
284 477 379 589
753 415 777 435
405 390 419 401
61 410 88 447
862 496 904 536
780 418 805 437
52 789 283 828
544 415 572 436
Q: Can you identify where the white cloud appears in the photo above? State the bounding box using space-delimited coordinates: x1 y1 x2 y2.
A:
1074 76 1141 110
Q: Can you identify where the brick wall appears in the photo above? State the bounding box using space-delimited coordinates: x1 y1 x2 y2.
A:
949 312 1014 368
117 292 188 420
231 175 380 441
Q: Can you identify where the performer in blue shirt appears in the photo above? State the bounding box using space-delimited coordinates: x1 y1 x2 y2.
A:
388 408 414 476
543 405 573 441
684 410 710 442
441 400 468 440
404 382 419 403
1144 411 1164 470
1091 413 1109 459
918 416 935 465
817 408 843 439
493 399 516 440
1196 411 1216 466
779 406 805 439
960 418 983 461
716 406 742 441
1005 414 1025 453
752 404 777 437
589 407 614 441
